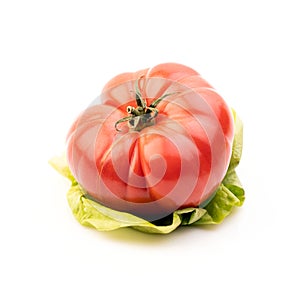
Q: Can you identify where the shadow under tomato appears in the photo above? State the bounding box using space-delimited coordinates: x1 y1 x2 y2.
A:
99 222 217 245
100 227 175 245
98 205 244 245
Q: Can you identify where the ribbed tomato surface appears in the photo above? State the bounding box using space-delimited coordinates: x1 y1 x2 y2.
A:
66 63 234 221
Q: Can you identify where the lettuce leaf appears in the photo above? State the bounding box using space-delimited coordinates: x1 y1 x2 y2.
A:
49 110 244 234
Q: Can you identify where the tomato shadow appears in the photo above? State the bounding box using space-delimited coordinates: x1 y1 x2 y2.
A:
99 223 219 245
100 226 181 245
99 206 243 245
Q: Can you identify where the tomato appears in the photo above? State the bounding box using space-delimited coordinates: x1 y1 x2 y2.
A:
66 63 234 221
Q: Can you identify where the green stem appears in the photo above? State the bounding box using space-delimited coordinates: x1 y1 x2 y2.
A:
115 77 175 132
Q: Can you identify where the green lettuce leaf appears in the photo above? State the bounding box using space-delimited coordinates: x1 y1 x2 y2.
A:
49 110 244 234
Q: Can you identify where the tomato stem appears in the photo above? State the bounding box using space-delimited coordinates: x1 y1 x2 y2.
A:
115 77 175 132
134 77 147 109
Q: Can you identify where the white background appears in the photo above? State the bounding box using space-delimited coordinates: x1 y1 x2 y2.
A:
1 0 299 299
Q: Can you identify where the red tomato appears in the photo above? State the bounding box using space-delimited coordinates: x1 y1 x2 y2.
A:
66 63 234 221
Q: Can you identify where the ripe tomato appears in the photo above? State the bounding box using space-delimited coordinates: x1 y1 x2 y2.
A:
66 63 234 221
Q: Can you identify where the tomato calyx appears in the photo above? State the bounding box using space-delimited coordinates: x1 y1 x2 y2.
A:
115 77 174 132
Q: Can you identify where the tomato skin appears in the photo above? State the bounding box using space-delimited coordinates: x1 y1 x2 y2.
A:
66 63 234 221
